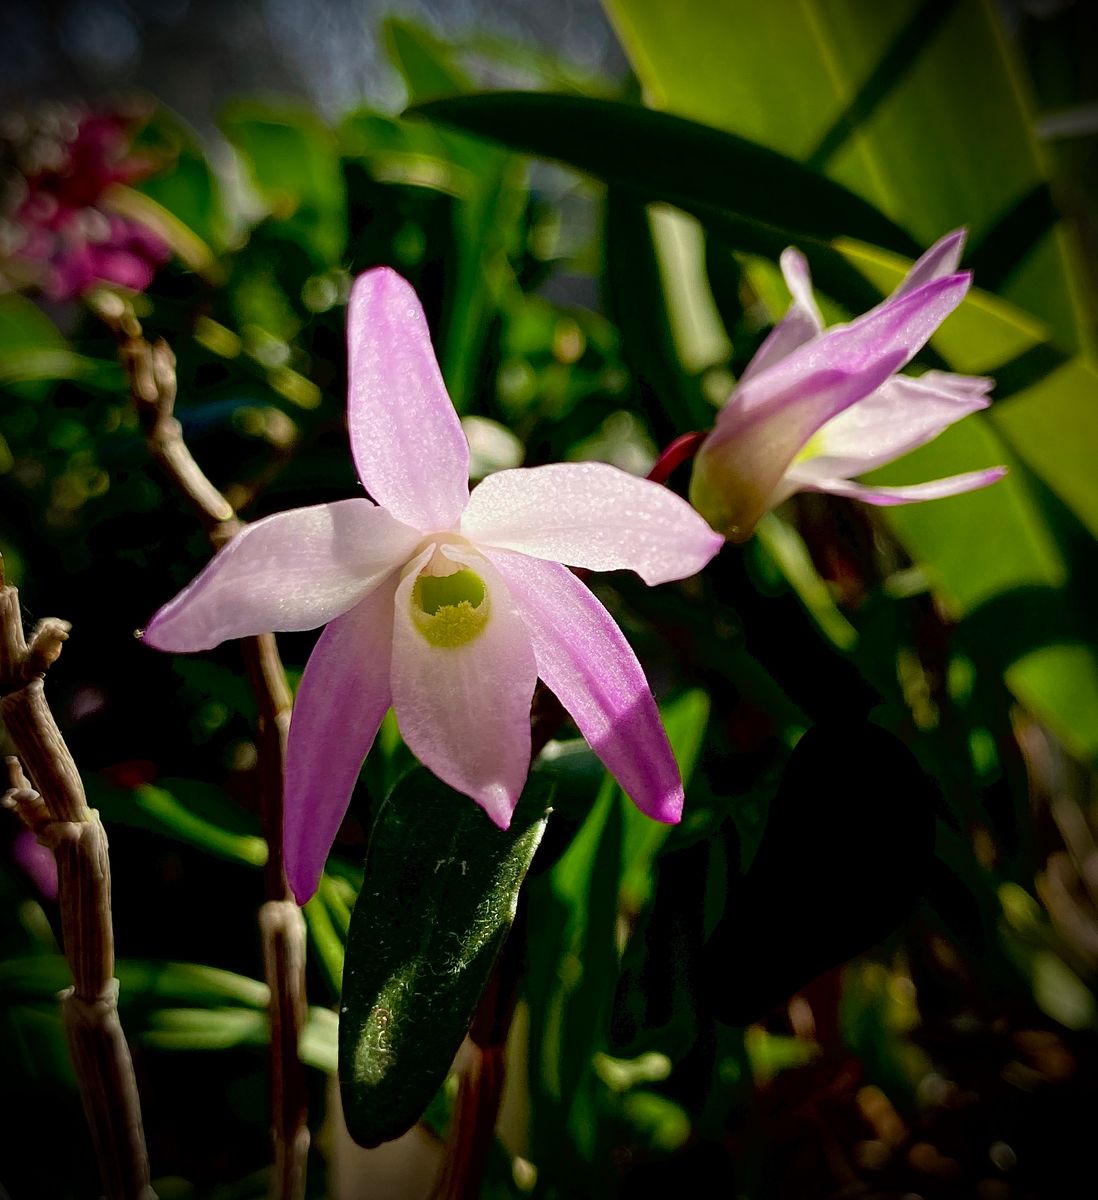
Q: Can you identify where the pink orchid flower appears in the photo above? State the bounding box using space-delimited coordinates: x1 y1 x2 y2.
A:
690 229 1007 541
145 268 723 902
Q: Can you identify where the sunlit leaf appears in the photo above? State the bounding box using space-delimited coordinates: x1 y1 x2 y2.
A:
604 0 1089 345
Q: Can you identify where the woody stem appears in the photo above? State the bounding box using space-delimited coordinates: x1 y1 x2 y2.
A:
94 292 310 1200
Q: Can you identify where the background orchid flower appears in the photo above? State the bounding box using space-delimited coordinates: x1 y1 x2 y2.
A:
144 267 723 902
2 107 170 300
690 230 1007 541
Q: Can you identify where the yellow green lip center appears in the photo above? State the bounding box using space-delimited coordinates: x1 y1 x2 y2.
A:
411 565 489 648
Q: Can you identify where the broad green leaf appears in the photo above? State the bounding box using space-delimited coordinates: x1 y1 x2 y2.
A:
339 768 550 1147
220 101 346 265
410 92 918 255
604 0 1088 347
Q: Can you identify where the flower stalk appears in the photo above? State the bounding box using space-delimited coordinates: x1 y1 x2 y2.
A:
96 293 309 1200
0 560 155 1200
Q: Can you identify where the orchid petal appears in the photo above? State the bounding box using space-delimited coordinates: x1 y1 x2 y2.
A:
489 549 683 824
691 351 906 540
790 371 993 481
740 247 825 382
461 462 723 584
892 228 966 299
800 467 1008 506
346 267 470 530
735 273 971 422
144 500 420 652
390 545 536 828
284 579 397 903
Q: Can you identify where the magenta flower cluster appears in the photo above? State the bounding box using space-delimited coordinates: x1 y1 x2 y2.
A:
5 110 169 301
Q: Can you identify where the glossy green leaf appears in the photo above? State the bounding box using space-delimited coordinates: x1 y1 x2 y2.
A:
410 91 919 254
339 768 550 1147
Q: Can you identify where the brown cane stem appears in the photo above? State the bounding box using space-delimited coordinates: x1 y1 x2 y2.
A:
0 564 156 1200
95 292 310 1200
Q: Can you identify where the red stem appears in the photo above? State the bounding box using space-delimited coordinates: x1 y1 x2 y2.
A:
646 430 707 486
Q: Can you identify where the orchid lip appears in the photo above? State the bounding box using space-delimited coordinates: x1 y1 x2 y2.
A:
406 541 491 649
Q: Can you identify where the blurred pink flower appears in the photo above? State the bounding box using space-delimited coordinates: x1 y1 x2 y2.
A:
12 829 58 901
5 109 169 301
690 230 1006 541
144 268 723 902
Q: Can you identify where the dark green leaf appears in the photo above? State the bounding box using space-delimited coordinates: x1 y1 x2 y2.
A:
409 92 919 254
339 768 550 1146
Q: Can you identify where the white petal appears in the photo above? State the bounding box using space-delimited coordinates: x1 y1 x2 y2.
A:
800 467 1007 505
389 544 537 827
145 500 420 652
790 371 993 482
461 462 723 585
